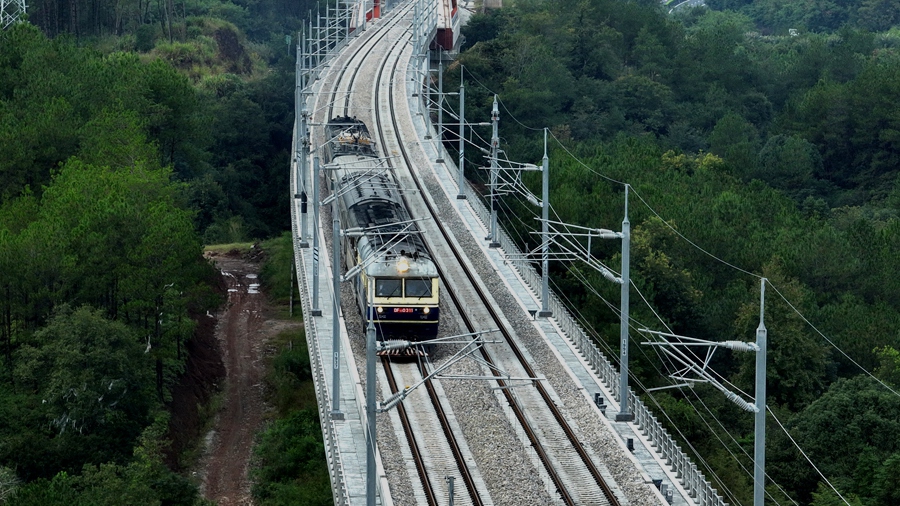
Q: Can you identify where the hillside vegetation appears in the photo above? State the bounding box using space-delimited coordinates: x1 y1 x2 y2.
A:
5 0 900 503
0 0 314 502
456 1 900 504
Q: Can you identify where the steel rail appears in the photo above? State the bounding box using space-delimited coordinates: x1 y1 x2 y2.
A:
320 9 481 506
381 357 439 506
414 357 483 506
378 27 622 506
369 18 483 506
372 38 575 506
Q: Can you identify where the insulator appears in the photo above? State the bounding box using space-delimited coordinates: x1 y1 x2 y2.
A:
378 340 411 351
724 390 758 412
598 229 621 240
600 268 622 285
720 341 759 352
380 389 407 411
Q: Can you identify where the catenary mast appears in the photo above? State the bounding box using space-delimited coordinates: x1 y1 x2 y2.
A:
1 0 26 29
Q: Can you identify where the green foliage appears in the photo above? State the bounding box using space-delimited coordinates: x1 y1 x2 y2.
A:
0 1 306 503
9 306 154 472
1 20 293 241
253 320 325 504
9 413 209 505
809 482 864 506
875 346 900 387
264 329 314 416
259 232 299 307
769 376 900 503
0 25 211 195
0 466 20 503
0 55 215 495
251 410 331 505
736 264 827 409
632 217 702 332
755 134 821 200
2 158 212 331
462 11 507 46
708 112 760 179
0 303 206 485
456 3 900 488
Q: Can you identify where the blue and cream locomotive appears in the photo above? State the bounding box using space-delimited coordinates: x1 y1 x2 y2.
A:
325 117 440 340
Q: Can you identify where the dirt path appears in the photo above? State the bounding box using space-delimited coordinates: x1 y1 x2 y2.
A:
196 253 298 505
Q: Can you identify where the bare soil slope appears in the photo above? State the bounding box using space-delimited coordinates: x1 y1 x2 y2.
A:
195 252 301 505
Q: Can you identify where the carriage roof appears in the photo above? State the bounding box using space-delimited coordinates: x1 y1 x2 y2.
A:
326 116 377 159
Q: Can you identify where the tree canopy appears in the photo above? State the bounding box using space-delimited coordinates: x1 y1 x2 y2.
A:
455 2 900 503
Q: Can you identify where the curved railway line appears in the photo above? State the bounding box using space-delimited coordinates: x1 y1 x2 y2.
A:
373 17 621 506
314 8 484 506
308 6 626 505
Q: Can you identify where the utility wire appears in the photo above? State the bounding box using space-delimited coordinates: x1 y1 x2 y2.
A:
767 282 900 399
567 268 795 504
767 406 852 505
553 272 747 506
459 56 890 502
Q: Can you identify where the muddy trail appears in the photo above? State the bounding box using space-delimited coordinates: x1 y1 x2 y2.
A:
193 253 301 505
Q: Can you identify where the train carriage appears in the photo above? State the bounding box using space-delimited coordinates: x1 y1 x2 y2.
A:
325 117 440 341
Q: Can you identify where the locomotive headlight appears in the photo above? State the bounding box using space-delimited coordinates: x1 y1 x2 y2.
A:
396 256 410 273
422 307 430 314
376 306 384 314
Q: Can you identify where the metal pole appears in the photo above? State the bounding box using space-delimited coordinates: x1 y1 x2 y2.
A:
366 317 376 506
457 69 465 199
331 191 343 419
538 128 551 317
436 47 444 163
488 95 500 248
341 0 347 41
421 48 428 121
616 185 632 421
424 48 432 140
754 279 767 506
298 73 310 248
312 156 322 316
361 0 366 31
413 0 422 118
290 257 294 318
413 0 419 54
294 39 302 197
447 476 455 506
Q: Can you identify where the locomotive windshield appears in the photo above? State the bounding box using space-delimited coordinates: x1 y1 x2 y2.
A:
405 279 432 298
375 279 402 297
374 278 433 298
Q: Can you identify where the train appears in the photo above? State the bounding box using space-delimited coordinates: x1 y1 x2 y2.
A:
324 116 440 341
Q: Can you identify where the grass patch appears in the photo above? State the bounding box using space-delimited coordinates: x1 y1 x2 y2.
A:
204 242 254 255
251 327 331 505
259 232 300 318
250 409 332 505
264 328 316 417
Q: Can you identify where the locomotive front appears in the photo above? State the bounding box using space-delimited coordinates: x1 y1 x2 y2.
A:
361 241 440 341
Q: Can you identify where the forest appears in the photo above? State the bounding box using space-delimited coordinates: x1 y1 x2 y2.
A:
453 0 900 504
0 0 326 502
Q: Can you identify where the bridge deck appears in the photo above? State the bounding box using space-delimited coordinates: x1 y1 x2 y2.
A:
293 7 709 506
400 68 694 506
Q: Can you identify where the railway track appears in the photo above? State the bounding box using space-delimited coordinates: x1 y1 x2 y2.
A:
373 11 623 506
310 8 486 505
382 357 483 506
307 3 626 504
